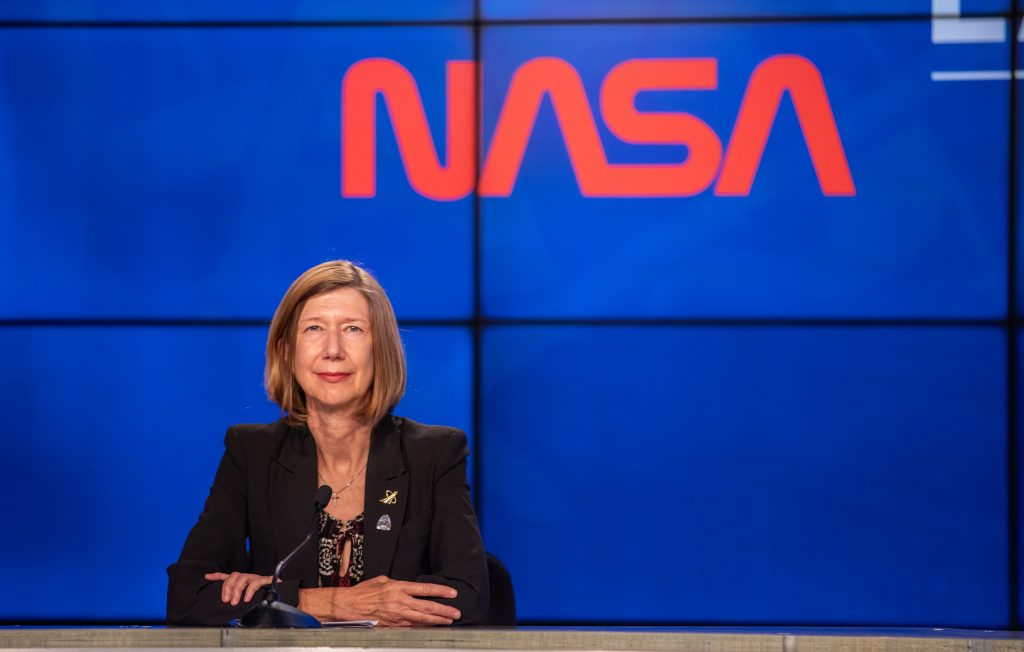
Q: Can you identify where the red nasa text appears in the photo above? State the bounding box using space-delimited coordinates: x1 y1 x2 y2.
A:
341 55 856 200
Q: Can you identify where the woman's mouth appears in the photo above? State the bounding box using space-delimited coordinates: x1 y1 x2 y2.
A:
316 372 351 383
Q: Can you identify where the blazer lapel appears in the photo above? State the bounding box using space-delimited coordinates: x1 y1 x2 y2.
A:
270 423 318 586
362 417 409 579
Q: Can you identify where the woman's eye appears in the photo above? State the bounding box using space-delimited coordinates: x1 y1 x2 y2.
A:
346 325 363 333
305 325 321 332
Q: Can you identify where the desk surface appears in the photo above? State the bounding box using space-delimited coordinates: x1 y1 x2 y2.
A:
2 627 1024 652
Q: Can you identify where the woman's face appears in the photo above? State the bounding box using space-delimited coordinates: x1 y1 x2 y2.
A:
292 287 374 418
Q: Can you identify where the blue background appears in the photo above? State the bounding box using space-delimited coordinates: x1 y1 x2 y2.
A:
0 27 474 320
0 0 1020 629
481 0 1010 19
483 326 1006 624
480 21 1008 318
0 1 474 22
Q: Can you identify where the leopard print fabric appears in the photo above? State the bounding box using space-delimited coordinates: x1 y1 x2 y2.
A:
317 511 365 587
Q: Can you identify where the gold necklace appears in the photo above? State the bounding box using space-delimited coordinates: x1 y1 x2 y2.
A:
318 463 367 502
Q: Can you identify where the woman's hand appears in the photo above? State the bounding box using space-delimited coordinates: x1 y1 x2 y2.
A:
299 575 460 626
204 571 273 606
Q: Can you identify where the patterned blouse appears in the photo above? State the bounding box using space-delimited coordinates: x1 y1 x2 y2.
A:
317 511 365 588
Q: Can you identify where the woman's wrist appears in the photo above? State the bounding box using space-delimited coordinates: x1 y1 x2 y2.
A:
298 586 351 622
297 588 327 620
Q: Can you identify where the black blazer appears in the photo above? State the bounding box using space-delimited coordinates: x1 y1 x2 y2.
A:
166 415 489 626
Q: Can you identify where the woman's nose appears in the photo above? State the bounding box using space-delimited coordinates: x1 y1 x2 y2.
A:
324 328 344 358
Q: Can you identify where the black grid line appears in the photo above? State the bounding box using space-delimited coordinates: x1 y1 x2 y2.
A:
0 11 1014 29
1008 2 1020 631
471 0 485 529
0 317 1013 328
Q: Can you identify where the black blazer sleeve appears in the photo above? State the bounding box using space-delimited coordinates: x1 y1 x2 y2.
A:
166 427 301 625
166 426 253 625
415 429 489 625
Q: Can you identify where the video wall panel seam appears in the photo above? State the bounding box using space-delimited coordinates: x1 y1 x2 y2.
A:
0 21 479 29
0 319 1013 327
471 0 485 526
478 13 1015 27
0 13 1013 28
1007 0 1020 629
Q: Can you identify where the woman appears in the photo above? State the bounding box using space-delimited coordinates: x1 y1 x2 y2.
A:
167 261 488 626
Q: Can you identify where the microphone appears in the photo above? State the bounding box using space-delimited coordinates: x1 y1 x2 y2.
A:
270 485 332 588
315 484 333 510
237 485 333 628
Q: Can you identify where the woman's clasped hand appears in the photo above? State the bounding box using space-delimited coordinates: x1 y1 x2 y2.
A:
298 575 461 626
203 572 273 607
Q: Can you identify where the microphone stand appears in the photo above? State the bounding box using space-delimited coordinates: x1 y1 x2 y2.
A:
238 486 332 628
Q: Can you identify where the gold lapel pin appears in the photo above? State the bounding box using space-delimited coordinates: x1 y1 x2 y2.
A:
380 489 398 505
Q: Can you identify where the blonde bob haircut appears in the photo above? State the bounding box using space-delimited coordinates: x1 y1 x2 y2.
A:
265 260 406 426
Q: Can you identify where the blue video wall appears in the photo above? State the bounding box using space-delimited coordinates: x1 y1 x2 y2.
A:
0 0 1020 628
